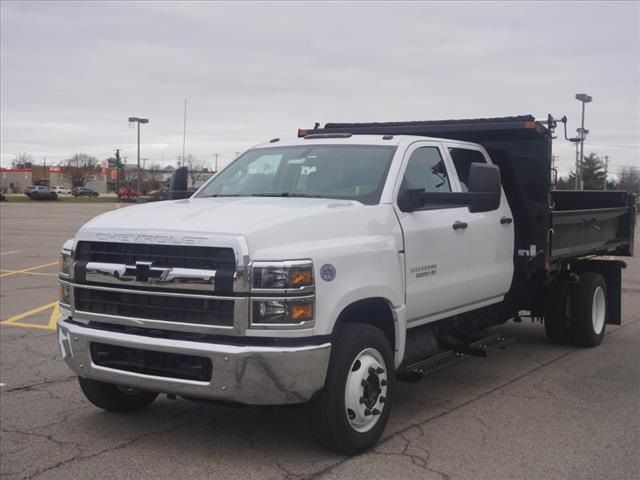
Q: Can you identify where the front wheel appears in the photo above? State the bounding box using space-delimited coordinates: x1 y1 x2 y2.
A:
310 323 395 455
78 377 158 412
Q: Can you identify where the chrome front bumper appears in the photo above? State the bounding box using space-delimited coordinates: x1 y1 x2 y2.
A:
57 317 331 405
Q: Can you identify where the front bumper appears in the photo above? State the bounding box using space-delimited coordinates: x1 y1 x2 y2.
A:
57 317 331 405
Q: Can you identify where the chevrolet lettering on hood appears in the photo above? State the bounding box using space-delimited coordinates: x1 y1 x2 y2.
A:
95 233 207 245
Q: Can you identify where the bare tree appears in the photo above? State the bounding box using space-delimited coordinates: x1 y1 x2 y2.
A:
615 166 640 195
12 153 33 169
61 153 100 187
145 163 165 191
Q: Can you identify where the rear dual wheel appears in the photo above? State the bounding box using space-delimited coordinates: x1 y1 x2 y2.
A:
544 272 607 347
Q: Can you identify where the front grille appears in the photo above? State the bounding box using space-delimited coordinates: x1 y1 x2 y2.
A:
91 342 212 381
75 241 236 271
75 288 234 327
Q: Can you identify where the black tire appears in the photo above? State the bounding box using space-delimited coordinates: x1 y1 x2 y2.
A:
569 273 607 347
310 323 395 455
544 279 571 344
78 377 158 412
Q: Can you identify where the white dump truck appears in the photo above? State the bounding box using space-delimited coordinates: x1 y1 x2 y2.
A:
58 115 635 454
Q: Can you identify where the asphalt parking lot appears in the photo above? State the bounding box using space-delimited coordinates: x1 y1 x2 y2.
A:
1 202 638 480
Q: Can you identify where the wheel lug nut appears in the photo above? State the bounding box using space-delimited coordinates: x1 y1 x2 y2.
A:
364 408 372 416
361 379 368 387
368 366 376 375
372 408 381 416
380 379 388 387
379 396 386 403
376 367 385 374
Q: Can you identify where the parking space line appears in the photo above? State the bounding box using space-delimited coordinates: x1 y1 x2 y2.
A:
0 269 58 277
1 301 59 331
0 250 21 256
0 261 58 278
48 304 62 329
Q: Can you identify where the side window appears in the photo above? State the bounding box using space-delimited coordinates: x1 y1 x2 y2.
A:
402 147 451 193
448 148 487 192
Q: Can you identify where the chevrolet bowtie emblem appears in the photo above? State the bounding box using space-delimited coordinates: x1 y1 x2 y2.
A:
124 261 165 282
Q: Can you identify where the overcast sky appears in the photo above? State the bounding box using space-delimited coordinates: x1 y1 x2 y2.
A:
1 1 638 176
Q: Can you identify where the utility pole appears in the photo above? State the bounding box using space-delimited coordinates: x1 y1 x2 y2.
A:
603 155 609 190
182 99 187 167
575 93 593 190
571 138 581 189
128 117 149 199
213 153 219 172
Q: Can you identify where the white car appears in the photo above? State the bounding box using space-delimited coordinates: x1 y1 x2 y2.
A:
51 186 72 194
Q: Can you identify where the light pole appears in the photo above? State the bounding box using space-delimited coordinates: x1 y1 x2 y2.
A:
575 93 593 190
128 117 149 198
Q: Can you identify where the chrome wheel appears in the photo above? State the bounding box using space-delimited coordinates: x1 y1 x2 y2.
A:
592 286 606 335
344 347 388 433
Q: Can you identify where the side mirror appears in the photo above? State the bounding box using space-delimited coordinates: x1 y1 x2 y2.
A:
468 163 501 212
169 166 190 200
397 187 425 213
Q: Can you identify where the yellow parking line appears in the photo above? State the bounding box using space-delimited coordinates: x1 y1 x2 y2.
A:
0 250 21 256
0 269 58 277
1 321 56 331
0 262 58 278
48 303 62 329
1 301 59 327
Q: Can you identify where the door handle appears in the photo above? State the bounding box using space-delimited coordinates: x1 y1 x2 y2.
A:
452 221 468 230
500 216 513 225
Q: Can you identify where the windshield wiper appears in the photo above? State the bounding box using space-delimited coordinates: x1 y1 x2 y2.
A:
250 192 324 198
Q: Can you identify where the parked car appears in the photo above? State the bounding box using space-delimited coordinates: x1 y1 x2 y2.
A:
24 185 37 196
52 186 72 195
27 185 58 200
117 187 139 199
147 187 169 201
72 187 99 197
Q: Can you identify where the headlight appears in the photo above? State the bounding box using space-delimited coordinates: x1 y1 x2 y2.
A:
251 260 314 291
252 298 314 325
59 283 71 305
59 251 71 277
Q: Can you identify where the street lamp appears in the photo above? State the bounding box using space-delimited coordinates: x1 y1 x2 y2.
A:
128 116 149 199
575 93 592 190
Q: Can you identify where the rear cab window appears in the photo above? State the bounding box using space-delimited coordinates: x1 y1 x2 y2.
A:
448 147 488 192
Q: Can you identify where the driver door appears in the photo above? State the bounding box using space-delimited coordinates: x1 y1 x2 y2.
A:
395 142 470 327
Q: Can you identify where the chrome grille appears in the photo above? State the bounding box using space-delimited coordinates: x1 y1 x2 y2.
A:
75 241 236 271
74 287 234 327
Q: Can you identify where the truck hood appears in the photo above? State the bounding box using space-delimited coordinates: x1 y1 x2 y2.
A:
76 197 400 259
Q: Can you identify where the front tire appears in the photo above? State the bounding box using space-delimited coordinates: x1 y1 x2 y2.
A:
310 323 395 455
569 273 607 347
78 377 158 412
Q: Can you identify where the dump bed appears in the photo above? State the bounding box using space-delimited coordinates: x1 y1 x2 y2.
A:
551 190 635 260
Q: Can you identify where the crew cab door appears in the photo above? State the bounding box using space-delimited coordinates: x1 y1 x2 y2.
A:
395 142 470 326
446 145 514 306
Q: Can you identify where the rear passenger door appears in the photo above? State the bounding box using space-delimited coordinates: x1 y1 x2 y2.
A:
447 145 514 307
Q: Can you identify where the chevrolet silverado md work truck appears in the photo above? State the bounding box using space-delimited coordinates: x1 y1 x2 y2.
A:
57 115 635 454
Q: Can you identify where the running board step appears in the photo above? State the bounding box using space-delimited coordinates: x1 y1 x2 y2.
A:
401 333 514 377
404 350 469 376
440 333 514 357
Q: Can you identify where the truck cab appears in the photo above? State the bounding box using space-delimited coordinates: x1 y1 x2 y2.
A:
57 116 635 455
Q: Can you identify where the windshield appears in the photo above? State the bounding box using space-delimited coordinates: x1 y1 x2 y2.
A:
196 145 396 205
